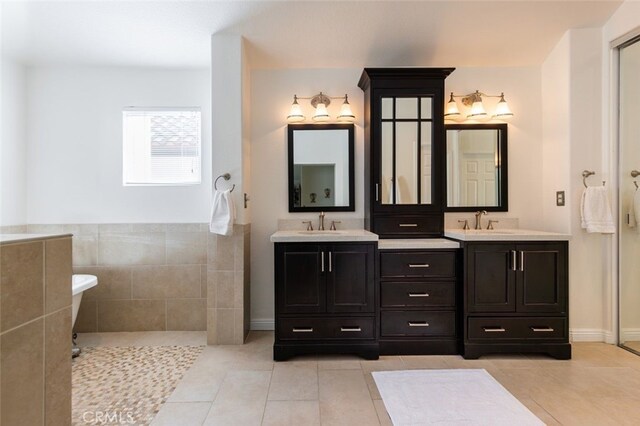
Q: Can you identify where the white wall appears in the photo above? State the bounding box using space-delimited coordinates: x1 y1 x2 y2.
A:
250 66 543 326
211 34 251 225
1 58 27 226
541 32 571 234
26 65 211 224
250 68 365 324
444 67 543 229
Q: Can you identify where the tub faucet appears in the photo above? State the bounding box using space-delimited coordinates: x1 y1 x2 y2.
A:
474 210 488 230
319 211 325 231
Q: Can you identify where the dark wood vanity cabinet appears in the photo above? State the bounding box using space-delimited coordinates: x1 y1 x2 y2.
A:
358 68 454 238
273 242 378 360
378 249 460 354
462 241 571 360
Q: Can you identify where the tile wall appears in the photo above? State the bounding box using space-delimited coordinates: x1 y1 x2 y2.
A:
0 235 73 425
20 223 250 344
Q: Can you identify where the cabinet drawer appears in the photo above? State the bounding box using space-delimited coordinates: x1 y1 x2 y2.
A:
381 281 455 307
381 311 456 337
374 215 442 236
380 252 455 278
467 317 567 340
277 317 374 340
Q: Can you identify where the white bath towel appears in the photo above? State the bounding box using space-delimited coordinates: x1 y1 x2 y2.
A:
209 189 235 236
581 186 615 234
629 189 640 230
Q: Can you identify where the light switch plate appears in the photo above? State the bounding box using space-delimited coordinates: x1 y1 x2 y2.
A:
556 191 565 206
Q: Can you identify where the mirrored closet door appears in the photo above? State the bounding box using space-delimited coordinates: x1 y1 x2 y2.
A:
618 35 640 354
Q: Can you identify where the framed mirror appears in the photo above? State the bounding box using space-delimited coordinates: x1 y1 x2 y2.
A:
288 123 355 212
445 123 508 211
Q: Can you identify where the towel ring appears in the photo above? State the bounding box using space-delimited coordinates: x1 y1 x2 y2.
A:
582 170 605 188
214 173 235 192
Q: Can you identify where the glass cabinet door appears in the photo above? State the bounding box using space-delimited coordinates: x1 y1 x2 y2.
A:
380 96 434 206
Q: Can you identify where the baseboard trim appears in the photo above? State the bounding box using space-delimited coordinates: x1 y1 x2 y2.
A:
570 328 616 343
620 328 640 343
250 319 275 331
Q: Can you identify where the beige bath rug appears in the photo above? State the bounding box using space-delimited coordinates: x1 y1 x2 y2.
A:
72 345 203 425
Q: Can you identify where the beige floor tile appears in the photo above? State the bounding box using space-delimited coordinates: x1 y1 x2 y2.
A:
363 371 382 400
373 399 392 426
317 359 363 370
203 370 271 426
151 402 211 426
518 398 561 426
532 389 618 426
167 363 227 403
400 355 450 369
360 356 405 373
261 400 320 426
590 396 640 424
319 369 379 426
77 331 206 347
267 362 318 401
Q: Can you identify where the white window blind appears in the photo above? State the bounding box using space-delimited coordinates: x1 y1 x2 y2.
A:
123 107 202 185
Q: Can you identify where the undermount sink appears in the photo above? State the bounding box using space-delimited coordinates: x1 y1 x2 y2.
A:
444 228 571 241
463 229 518 234
297 230 346 235
270 229 379 242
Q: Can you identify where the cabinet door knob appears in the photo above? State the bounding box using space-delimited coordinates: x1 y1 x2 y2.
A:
482 327 506 332
340 327 362 332
408 263 430 268
292 328 313 333
408 321 429 327
531 327 555 332
408 292 430 297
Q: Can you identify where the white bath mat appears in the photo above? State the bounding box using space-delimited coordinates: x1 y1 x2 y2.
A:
372 369 544 426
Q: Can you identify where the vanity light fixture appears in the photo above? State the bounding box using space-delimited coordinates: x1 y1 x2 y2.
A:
444 90 514 120
287 95 305 122
286 92 355 123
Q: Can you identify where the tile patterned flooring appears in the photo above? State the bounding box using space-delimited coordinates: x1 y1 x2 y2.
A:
72 345 203 425
75 331 640 425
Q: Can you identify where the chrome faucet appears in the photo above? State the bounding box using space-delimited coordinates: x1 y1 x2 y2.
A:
319 211 325 231
474 210 488 230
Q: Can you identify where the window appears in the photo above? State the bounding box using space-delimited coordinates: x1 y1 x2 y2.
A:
123 107 201 185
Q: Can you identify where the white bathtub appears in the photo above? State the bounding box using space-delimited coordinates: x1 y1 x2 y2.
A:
72 274 98 327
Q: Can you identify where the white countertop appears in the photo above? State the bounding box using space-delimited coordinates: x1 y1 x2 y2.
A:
378 238 460 250
444 228 571 241
0 233 73 245
270 229 379 243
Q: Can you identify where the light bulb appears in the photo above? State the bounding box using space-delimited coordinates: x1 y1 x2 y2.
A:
287 95 305 122
493 93 513 119
337 95 355 122
444 93 461 119
313 103 330 122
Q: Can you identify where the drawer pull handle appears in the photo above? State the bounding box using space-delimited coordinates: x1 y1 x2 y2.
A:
408 292 430 297
340 327 362 332
292 328 313 333
399 223 418 227
482 327 506 332
408 264 430 268
531 327 555 332
408 321 429 327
